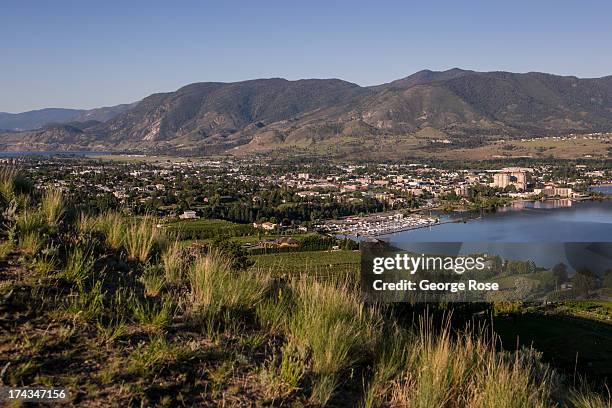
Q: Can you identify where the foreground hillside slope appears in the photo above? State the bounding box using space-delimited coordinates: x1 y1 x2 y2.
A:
0 169 609 406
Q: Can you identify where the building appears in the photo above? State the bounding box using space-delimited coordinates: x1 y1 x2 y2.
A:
296 191 319 198
253 221 277 231
258 237 299 248
533 187 573 198
179 210 199 220
454 185 470 197
493 172 511 188
277 237 299 248
492 168 529 190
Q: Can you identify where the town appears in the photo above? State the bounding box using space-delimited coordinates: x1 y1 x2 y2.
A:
2 155 609 240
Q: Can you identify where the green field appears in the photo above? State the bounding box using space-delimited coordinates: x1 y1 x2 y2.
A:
250 250 360 278
166 218 255 240
548 301 612 322
229 232 317 245
494 311 612 381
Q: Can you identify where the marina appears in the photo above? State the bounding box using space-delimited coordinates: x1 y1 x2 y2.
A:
317 212 439 237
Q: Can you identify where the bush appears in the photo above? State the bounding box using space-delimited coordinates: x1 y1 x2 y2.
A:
61 246 96 285
16 209 45 235
63 280 105 321
18 231 45 257
0 168 33 205
259 342 305 399
0 168 18 205
76 212 98 237
209 237 253 270
570 390 612 408
129 296 172 331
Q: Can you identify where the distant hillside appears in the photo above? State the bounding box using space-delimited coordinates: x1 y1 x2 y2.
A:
0 108 83 131
0 103 136 131
1 69 611 155
71 103 138 123
370 68 475 90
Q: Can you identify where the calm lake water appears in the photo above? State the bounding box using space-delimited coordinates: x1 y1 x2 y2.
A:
386 200 612 271
590 185 612 195
389 200 611 243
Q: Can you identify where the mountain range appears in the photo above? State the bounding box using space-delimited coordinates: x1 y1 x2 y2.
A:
0 103 137 132
1 69 611 155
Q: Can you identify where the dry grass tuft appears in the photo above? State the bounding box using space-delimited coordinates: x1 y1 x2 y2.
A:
40 189 65 226
289 277 382 405
161 240 186 285
188 250 270 315
124 216 160 262
96 211 125 250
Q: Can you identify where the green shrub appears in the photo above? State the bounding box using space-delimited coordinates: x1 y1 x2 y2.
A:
570 391 612 408
76 212 98 237
96 316 128 346
362 326 412 408
63 280 105 321
256 286 293 332
140 265 166 297
0 168 31 204
18 231 45 257
124 335 186 378
260 342 305 399
368 317 555 408
130 296 172 331
16 209 45 235
209 237 253 270
0 168 18 204
61 246 96 285
31 254 57 275
0 241 13 259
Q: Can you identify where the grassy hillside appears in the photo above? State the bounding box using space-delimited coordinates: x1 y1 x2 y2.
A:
0 169 610 406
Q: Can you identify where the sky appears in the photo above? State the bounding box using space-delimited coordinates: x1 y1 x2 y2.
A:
1 0 611 112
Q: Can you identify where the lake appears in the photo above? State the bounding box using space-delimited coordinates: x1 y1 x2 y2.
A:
384 200 612 271
388 200 611 243
590 185 612 195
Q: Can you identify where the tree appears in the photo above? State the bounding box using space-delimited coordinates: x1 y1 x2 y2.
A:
209 237 253 270
552 263 568 285
491 255 503 274
573 267 598 296
603 268 612 289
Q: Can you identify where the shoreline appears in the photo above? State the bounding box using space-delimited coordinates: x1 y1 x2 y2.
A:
373 219 460 238
330 196 608 239
370 197 608 239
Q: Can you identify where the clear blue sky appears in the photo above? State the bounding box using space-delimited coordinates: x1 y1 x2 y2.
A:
2 0 611 112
